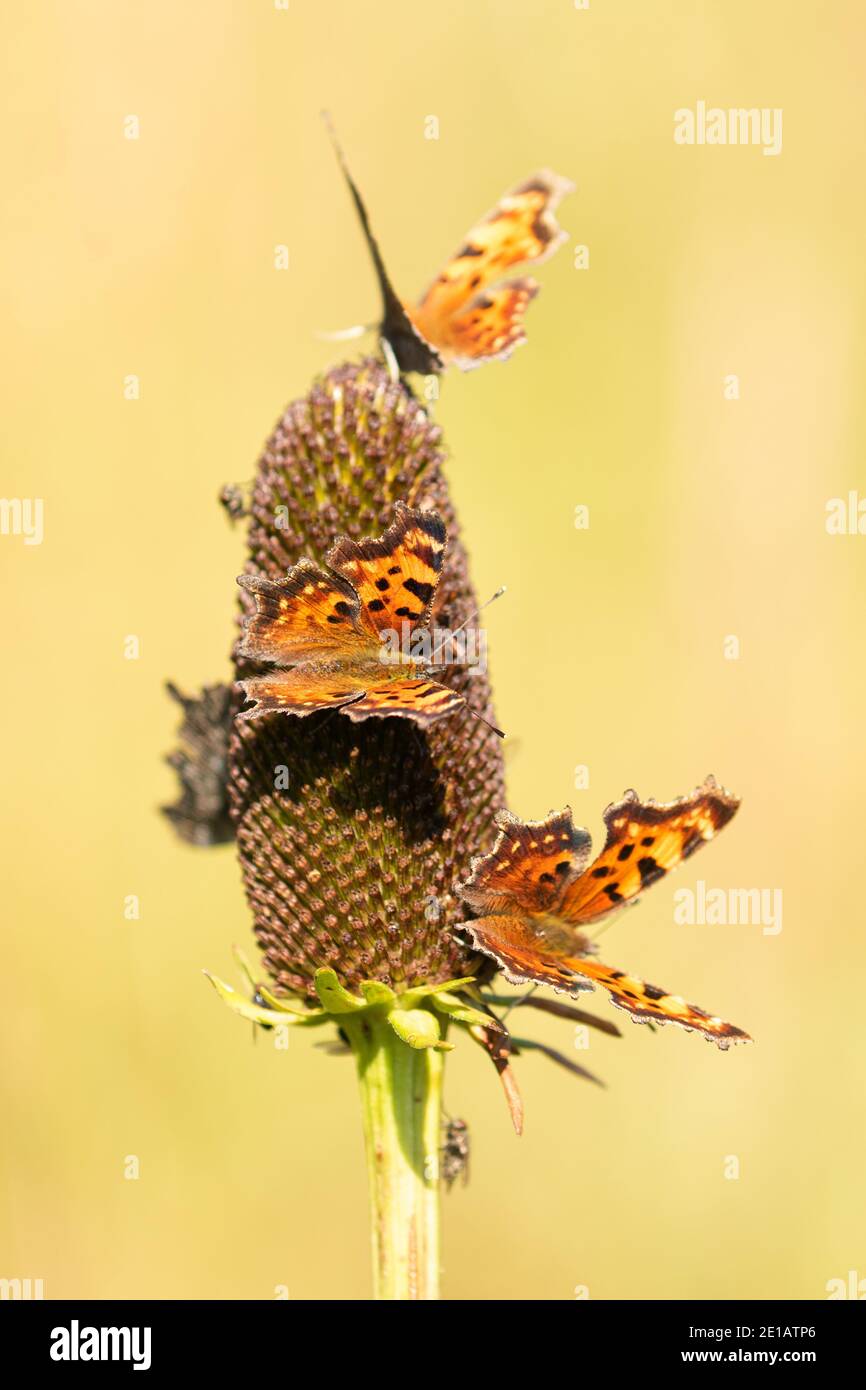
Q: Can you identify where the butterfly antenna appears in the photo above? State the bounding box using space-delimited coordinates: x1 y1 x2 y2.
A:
452 586 506 638
430 586 506 665
468 705 505 740
499 985 539 1024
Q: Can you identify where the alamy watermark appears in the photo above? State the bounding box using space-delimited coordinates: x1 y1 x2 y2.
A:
674 102 782 157
1 1276 44 1299
673 880 782 936
826 491 866 535
826 1269 865 1299
0 497 43 545
379 622 488 675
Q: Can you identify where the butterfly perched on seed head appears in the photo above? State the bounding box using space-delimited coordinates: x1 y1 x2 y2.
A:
236 502 501 734
324 114 574 375
456 778 751 1048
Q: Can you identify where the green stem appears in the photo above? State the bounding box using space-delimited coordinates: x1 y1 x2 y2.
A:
346 1012 443 1300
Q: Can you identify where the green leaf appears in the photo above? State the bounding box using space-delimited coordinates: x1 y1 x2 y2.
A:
429 991 496 1029
360 980 396 1006
204 972 322 1027
314 967 366 1014
227 949 324 1020
509 1035 604 1087
231 944 257 989
482 992 621 1038
256 983 323 1018
388 1009 453 1051
400 976 477 1009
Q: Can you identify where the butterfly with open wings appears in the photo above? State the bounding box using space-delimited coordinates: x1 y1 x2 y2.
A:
456 778 751 1048
236 502 501 734
325 118 574 375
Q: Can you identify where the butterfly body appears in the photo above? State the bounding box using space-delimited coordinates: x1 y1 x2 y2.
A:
457 779 751 1047
510 911 596 961
236 503 478 728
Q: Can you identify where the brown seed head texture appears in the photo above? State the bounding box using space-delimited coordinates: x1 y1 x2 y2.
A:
228 360 506 1001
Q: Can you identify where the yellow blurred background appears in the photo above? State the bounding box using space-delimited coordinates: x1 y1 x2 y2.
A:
3 0 865 1300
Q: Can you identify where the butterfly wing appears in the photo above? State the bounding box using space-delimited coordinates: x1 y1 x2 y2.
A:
437 279 539 372
326 116 443 374
236 506 463 727
456 779 749 1047
458 807 592 915
239 668 465 727
326 505 470 724
557 778 741 926
326 502 447 641
328 116 571 374
236 666 372 722
237 559 374 666
409 170 573 367
342 676 465 725
462 914 751 1047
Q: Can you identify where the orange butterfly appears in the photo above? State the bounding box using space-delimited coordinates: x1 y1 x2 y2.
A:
456 778 751 1048
236 503 500 733
326 117 573 374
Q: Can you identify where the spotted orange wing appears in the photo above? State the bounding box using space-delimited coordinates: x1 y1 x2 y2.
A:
457 779 751 1047
557 779 741 926
235 505 468 728
342 676 466 725
325 504 468 724
236 560 373 666
327 120 572 374
235 665 373 721
325 502 447 639
408 171 574 369
458 808 593 915
236 664 465 725
461 914 750 1047
427 279 538 371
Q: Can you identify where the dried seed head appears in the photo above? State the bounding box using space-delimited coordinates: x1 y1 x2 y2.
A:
162 682 235 846
228 360 505 999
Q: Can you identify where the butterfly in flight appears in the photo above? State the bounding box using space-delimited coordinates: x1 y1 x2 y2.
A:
456 778 751 1047
323 115 573 375
236 502 502 735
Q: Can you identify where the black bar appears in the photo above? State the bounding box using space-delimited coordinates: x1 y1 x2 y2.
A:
4 1298 862 1370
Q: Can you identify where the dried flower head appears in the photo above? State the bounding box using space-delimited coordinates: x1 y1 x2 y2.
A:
227 359 505 1001
162 683 234 846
